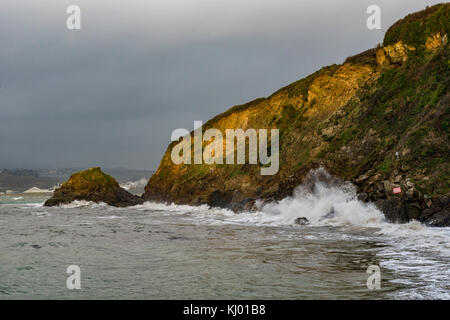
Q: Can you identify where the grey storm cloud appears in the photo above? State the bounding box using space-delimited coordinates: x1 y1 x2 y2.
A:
0 0 443 169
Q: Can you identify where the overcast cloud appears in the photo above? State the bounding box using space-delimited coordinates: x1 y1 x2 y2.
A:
0 0 443 169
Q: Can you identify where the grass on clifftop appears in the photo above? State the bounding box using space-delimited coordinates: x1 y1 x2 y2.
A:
66 167 119 190
384 3 449 47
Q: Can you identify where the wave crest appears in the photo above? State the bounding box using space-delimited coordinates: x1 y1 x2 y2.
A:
243 167 386 227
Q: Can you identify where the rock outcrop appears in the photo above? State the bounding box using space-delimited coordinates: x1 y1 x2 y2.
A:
295 217 310 226
143 4 450 226
44 167 144 207
376 41 415 66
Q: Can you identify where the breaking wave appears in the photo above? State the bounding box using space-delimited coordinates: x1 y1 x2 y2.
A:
109 168 384 228
227 167 385 227
120 178 148 194
58 200 109 209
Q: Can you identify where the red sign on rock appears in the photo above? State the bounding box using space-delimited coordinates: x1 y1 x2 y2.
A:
393 187 402 194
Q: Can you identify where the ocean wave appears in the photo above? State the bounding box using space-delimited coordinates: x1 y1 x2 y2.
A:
31 211 51 217
133 201 236 218
58 200 109 209
224 167 385 228
95 215 124 219
120 178 148 192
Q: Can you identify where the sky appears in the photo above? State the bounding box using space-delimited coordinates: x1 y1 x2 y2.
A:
0 0 444 170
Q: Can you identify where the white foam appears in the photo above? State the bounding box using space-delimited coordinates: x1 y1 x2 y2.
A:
95 215 124 219
32 211 51 217
224 168 385 228
134 201 236 217
120 178 148 191
58 200 109 209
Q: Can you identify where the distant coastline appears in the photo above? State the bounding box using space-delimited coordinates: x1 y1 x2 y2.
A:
0 168 153 195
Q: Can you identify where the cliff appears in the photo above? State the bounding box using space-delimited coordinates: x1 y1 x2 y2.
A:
143 4 450 226
44 167 144 207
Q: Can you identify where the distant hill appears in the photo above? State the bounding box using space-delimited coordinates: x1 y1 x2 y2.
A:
0 168 154 194
0 169 57 193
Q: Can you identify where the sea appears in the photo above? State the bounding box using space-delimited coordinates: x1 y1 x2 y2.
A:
0 170 449 299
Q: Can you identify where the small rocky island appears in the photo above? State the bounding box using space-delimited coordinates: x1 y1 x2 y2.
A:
44 167 144 207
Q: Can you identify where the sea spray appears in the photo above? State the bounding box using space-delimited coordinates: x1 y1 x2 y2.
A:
120 178 148 194
246 167 386 227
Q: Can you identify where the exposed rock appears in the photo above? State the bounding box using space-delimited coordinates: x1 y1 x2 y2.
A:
427 210 450 227
208 190 234 208
375 199 409 224
376 41 414 66
295 217 310 226
383 181 401 199
425 33 448 51
438 196 449 207
357 193 368 202
321 126 338 139
405 187 420 202
355 174 369 183
44 167 144 207
406 203 421 220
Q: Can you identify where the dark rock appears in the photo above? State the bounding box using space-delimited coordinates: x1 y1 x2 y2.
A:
44 167 144 207
375 199 409 223
208 190 234 208
357 193 368 202
406 203 420 220
439 196 449 207
421 208 437 220
355 174 369 183
374 191 386 200
419 195 450 226
426 209 450 227
295 217 310 225
405 187 420 201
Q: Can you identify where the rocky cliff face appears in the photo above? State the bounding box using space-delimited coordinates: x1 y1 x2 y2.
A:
144 4 450 226
44 167 144 207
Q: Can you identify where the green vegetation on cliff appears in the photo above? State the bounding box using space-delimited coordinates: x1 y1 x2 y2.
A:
384 4 449 47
